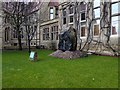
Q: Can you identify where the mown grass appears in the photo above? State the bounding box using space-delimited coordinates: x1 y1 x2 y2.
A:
0 50 2 89
2 49 118 88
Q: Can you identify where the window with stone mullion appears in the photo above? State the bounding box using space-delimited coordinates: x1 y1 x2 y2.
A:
43 28 49 40
111 1 120 35
50 7 54 20
63 9 66 24
93 0 100 36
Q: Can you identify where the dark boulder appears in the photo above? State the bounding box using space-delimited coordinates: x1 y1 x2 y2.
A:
58 27 77 51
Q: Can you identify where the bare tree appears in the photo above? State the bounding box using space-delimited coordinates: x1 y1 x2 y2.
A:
24 13 38 54
2 1 42 50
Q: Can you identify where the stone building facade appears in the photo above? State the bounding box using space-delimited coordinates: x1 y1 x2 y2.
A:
39 1 59 50
58 0 120 55
1 2 40 50
1 1 59 50
1 0 120 56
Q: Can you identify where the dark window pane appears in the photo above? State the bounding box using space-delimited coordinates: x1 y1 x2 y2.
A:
94 24 99 35
56 26 58 40
55 7 58 17
63 17 66 24
51 26 54 40
81 12 85 21
56 32 58 40
14 43 17 46
70 16 73 23
46 34 49 40
69 6 73 14
51 33 53 40
43 28 49 40
81 27 85 37
63 10 66 16
43 34 45 40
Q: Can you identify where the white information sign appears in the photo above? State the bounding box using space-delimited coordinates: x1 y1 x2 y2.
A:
30 52 35 61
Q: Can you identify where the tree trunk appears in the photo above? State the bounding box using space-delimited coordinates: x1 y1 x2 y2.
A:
17 25 22 50
18 35 22 50
28 39 31 54
27 25 31 54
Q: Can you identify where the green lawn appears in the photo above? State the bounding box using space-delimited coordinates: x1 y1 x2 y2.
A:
0 51 2 89
2 49 118 88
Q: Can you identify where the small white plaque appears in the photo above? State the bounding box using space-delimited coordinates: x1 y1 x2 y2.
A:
30 52 35 61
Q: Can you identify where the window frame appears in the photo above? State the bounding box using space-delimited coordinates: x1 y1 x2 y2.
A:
51 26 59 40
80 10 86 22
69 5 74 14
51 26 54 40
62 9 67 24
43 28 49 41
93 23 100 36
93 8 100 19
80 25 86 37
94 0 100 8
69 15 74 23
20 28 24 39
55 26 59 40
5 28 9 42
55 6 59 18
49 7 54 20
13 27 17 39
111 16 119 36
68 5 74 24
111 1 120 36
